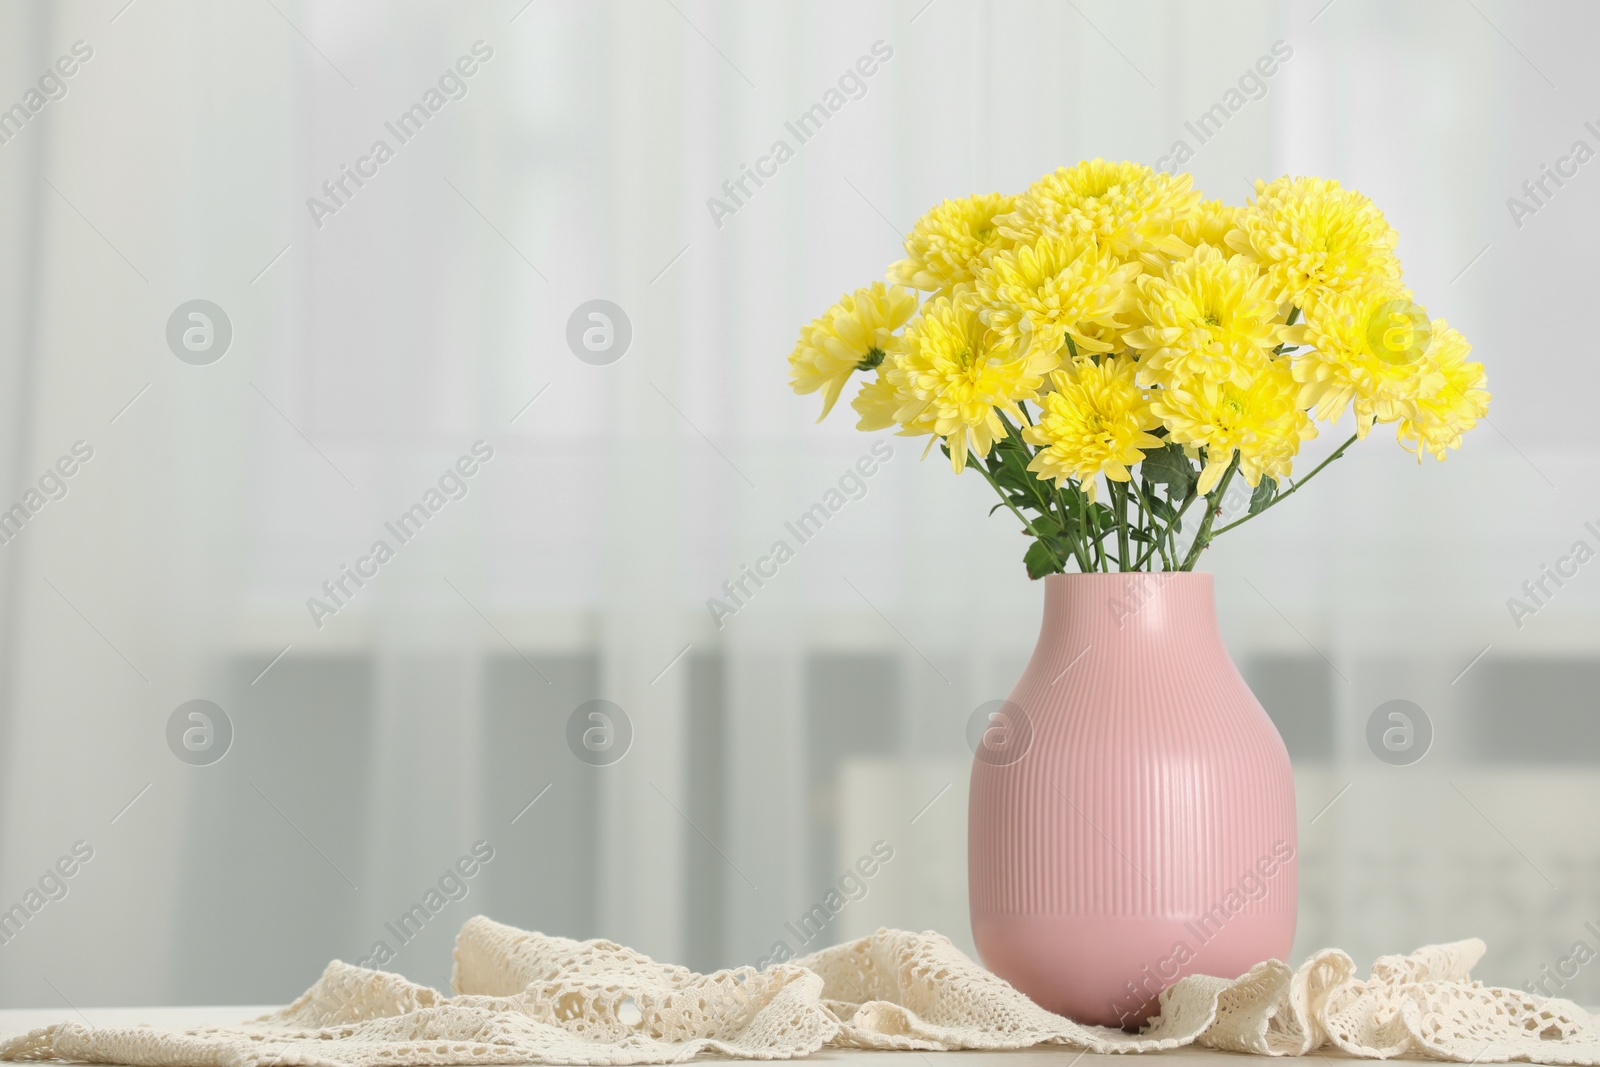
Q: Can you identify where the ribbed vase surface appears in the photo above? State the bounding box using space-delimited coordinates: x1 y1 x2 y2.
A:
968 572 1296 1027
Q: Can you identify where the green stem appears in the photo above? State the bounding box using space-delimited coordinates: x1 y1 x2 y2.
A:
1130 538 1161 571
1055 494 1091 575
1058 483 1094 572
1171 483 1200 547
1209 432 1359 538
1089 499 1108 571
1132 480 1197 571
1112 481 1132 570
1178 451 1242 570
1129 481 1149 570
1134 479 1173 571
999 413 1092 572
971 455 1067 574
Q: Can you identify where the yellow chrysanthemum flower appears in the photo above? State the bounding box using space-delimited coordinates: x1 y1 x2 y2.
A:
1170 199 1243 257
852 364 938 438
1125 245 1284 389
974 232 1141 361
1396 322 1490 460
885 294 1056 472
788 282 918 420
996 159 1200 262
1023 356 1162 499
1227 176 1402 311
1292 283 1444 434
1150 354 1316 493
888 193 1016 293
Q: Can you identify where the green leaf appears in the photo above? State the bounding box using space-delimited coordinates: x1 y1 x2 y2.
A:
1024 539 1064 580
1248 476 1278 516
991 446 1060 518
1057 483 1085 523
992 457 1036 499
1140 442 1196 497
1142 485 1176 524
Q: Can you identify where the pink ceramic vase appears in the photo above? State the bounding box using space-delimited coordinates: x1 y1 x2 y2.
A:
968 572 1296 1027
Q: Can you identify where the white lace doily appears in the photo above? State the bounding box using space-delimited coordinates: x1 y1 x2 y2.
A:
2 917 1594 1065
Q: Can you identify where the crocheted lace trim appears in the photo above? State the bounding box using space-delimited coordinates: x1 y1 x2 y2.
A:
3 918 1593 1065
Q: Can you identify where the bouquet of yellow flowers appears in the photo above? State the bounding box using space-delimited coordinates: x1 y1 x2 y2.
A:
788 160 1490 576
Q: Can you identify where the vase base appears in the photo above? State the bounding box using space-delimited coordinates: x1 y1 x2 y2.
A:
972 910 1296 1027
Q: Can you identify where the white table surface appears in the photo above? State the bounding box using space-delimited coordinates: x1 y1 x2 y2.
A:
0 1006 1381 1066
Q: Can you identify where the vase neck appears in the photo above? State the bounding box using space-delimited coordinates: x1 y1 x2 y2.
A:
1039 572 1221 648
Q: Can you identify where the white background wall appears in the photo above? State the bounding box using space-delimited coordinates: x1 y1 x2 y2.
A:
0 0 1597 1009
